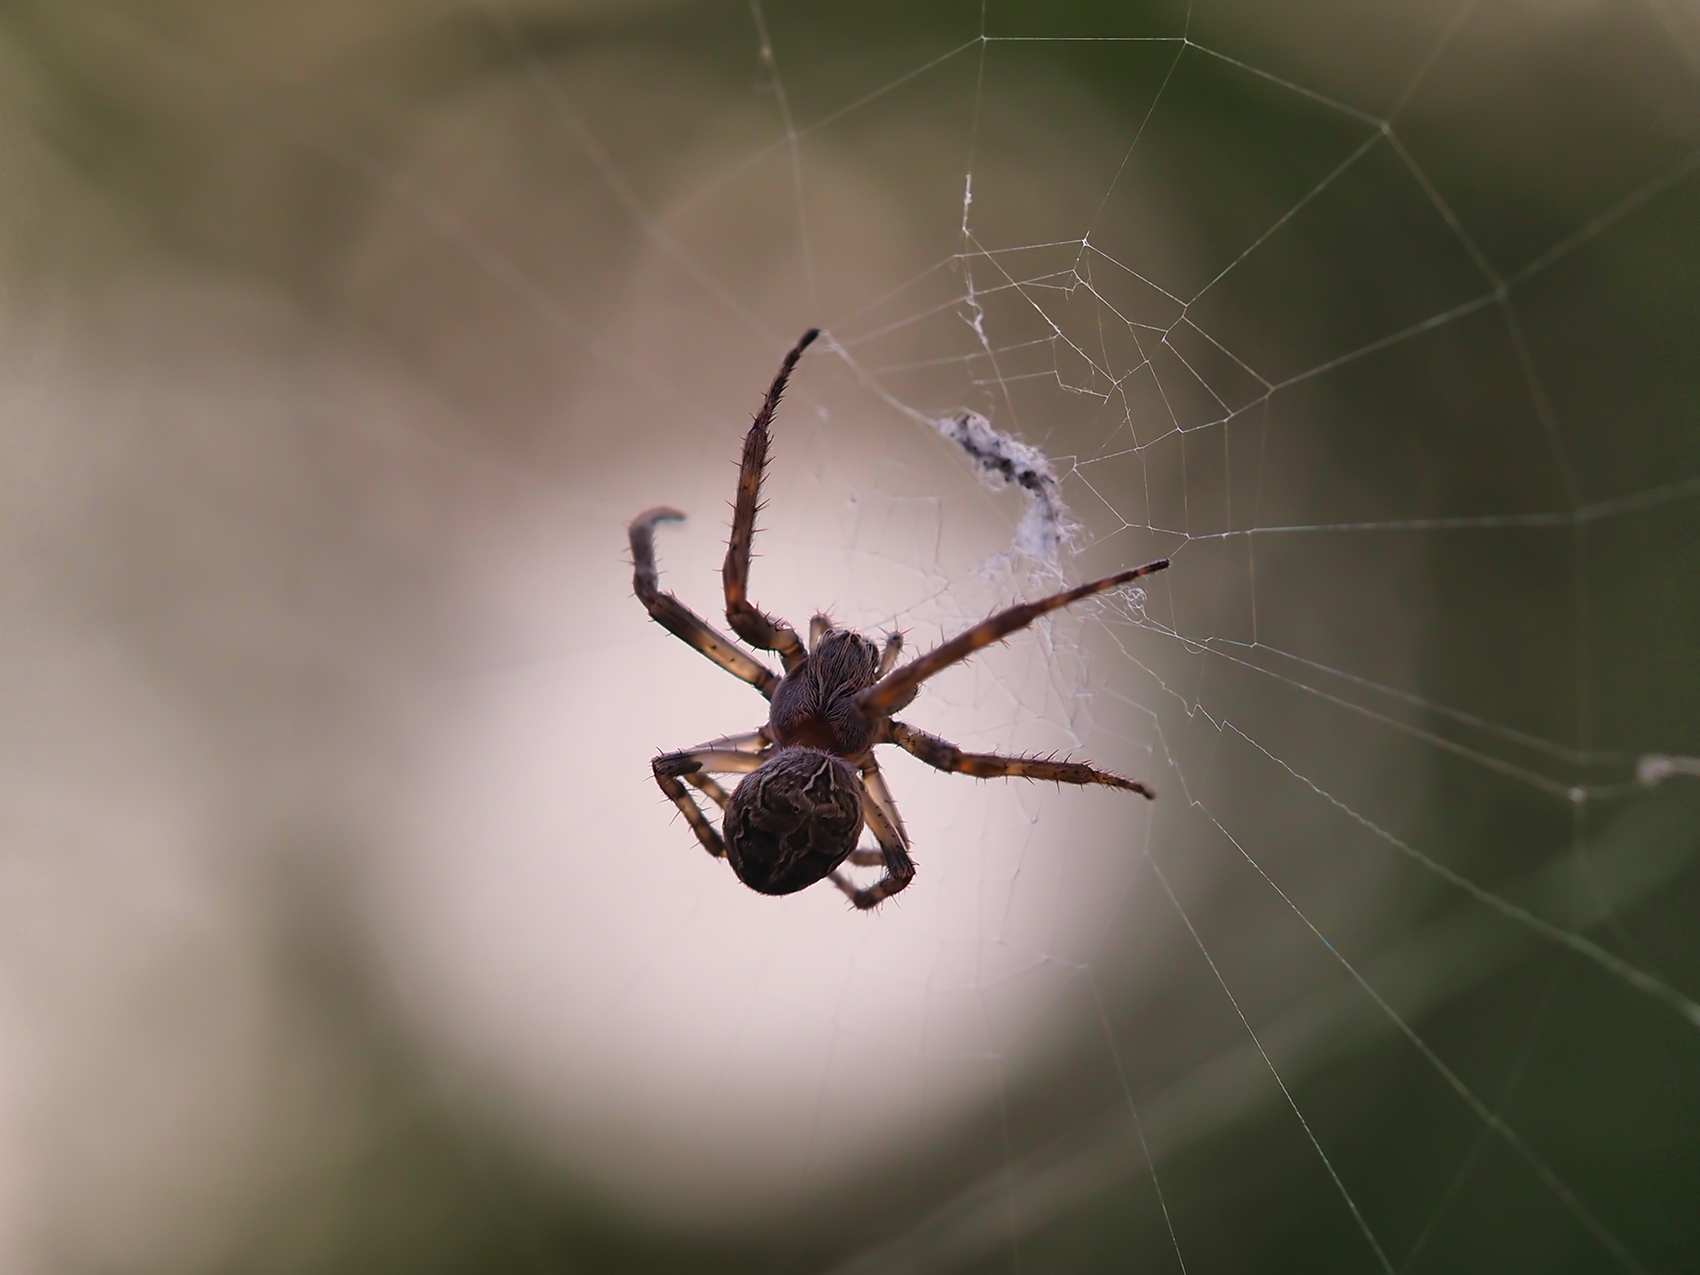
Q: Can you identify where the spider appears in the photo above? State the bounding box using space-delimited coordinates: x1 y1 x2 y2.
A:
630 328 1169 909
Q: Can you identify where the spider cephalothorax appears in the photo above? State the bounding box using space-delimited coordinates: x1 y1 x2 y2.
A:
769 629 882 755
631 328 1170 909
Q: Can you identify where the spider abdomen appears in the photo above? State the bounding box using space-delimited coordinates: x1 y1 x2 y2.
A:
724 748 865 896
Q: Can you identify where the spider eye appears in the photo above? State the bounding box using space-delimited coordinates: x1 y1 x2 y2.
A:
724 749 865 896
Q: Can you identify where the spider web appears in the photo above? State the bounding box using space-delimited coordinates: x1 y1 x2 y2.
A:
3 1 1698 1273
389 3 1700 1269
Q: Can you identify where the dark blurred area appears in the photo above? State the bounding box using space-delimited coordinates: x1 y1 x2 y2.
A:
0 1 1696 1272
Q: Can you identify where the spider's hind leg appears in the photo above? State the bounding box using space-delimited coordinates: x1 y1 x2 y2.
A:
653 768 725 859
683 773 731 811
830 759 916 909
651 742 769 860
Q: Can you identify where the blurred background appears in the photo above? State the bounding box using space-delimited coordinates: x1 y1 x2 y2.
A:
1 0 1696 1271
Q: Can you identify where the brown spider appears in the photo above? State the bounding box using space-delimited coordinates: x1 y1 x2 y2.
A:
630 329 1169 909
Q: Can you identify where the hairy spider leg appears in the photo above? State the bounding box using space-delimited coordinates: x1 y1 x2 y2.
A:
856 558 1170 718
650 744 773 860
836 759 912 868
723 329 820 671
835 851 892 869
681 727 773 809
631 508 779 699
830 762 915 909
653 748 770 778
809 613 833 651
885 719 1154 798
876 630 904 678
652 768 725 858
683 773 731 809
860 761 913 852
694 727 774 753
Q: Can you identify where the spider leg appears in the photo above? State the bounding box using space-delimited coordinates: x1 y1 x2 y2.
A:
860 759 914 851
631 509 779 699
876 631 903 679
683 773 731 810
694 726 774 753
809 613 832 651
830 758 916 909
678 728 774 810
653 769 726 858
653 748 768 779
838 759 908 866
855 559 1170 718
723 330 819 671
886 720 1154 798
650 742 772 860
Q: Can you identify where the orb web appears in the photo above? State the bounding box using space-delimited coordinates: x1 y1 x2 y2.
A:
378 2 1700 1271
9 1 1695 1272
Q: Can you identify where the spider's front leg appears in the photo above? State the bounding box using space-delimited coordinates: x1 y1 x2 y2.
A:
630 509 779 699
723 330 819 672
